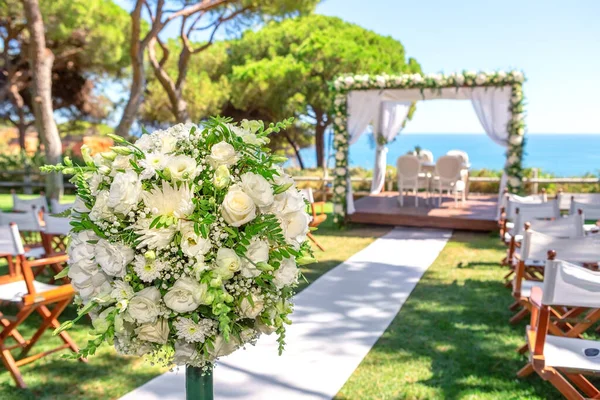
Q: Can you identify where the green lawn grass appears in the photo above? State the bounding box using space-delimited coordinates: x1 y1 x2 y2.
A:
0 209 388 399
0 194 76 212
337 231 560 400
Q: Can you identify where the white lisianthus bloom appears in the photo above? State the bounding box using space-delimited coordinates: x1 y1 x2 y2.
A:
240 172 274 207
111 280 135 301
507 155 519 165
95 239 134 277
159 135 178 155
108 171 142 215
134 218 176 249
110 155 133 176
164 277 208 313
208 141 238 168
335 167 346 176
509 177 521 187
221 186 256 227
88 172 104 195
128 287 161 323
68 230 99 274
180 222 212 259
497 71 507 79
213 165 231 189
334 204 344 214
273 258 299 289
240 239 269 278
173 340 198 365
135 134 155 152
72 196 90 213
143 181 195 219
272 166 294 186
230 124 265 146
214 248 241 280
344 76 354 86
92 306 115 334
68 265 109 302
334 186 345 195
166 155 198 181
511 71 524 82
455 75 465 85
475 74 487 85
209 334 239 358
89 190 112 221
335 152 345 161
281 210 310 245
240 293 264 319
135 318 169 344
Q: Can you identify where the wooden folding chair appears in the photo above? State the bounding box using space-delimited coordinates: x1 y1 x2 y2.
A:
0 223 82 389
11 190 49 213
41 213 71 257
498 188 548 240
300 188 327 251
49 198 74 214
518 257 600 399
0 207 45 276
510 230 600 325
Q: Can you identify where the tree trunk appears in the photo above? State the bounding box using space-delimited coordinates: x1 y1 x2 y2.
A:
8 85 28 150
22 0 63 198
282 131 305 169
313 110 329 170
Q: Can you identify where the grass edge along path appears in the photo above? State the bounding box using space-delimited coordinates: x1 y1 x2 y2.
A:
336 231 561 400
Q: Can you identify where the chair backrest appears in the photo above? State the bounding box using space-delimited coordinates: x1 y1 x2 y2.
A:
434 155 462 182
558 192 600 210
299 188 315 204
0 208 42 232
50 199 73 214
0 224 26 256
515 211 584 238
446 149 469 165
570 200 600 220
396 155 421 181
505 198 557 221
521 229 600 263
12 192 48 213
416 149 434 163
543 258 600 308
43 214 72 236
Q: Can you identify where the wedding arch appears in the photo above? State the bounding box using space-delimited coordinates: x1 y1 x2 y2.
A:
329 70 526 225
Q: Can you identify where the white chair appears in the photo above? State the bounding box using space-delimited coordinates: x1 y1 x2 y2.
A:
415 149 434 163
298 188 326 251
446 149 469 167
50 198 74 214
557 192 600 211
433 155 464 207
502 196 556 234
11 191 49 213
523 257 600 399
41 213 72 256
396 155 430 207
0 208 45 259
570 200 600 234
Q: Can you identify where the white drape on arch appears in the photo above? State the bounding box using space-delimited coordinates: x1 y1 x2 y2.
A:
370 101 412 194
343 86 513 214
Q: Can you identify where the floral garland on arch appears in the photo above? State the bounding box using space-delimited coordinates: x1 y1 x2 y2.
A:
43 118 314 372
329 70 526 226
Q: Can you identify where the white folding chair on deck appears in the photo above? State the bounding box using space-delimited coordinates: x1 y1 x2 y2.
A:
396 155 430 207
11 191 48 214
432 155 464 207
520 257 600 399
0 223 81 389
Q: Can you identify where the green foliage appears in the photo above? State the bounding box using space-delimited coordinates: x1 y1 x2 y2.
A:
57 120 114 138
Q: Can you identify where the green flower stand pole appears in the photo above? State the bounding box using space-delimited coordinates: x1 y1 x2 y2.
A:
186 365 213 400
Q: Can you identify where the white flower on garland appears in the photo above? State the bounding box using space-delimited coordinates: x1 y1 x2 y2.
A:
165 155 198 182
335 167 346 176
509 135 524 145
475 74 487 85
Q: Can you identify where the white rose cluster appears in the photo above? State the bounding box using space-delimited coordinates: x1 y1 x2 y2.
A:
48 119 312 370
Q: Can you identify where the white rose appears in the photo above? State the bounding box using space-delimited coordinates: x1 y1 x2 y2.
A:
214 248 241 280
173 340 198 365
273 258 299 289
213 165 231 189
509 135 523 145
135 318 169 344
240 293 264 319
335 167 346 176
209 334 239 358
240 172 274 207
270 189 305 215
281 210 310 245
475 74 487 85
455 75 465 85
334 204 344 214
221 186 256 227
159 135 177 154
95 239 134 278
107 171 142 215
334 186 345 195
335 152 345 161
498 71 507 79
509 177 521 187
89 190 112 221
208 141 238 168
110 155 133 176
181 223 212 258
166 155 198 181
128 287 161 323
135 134 155 152
240 240 269 278
164 277 210 313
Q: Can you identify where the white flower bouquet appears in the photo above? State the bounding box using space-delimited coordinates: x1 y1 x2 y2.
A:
44 118 314 374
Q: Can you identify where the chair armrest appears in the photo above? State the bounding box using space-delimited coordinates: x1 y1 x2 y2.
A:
27 254 69 268
530 286 544 308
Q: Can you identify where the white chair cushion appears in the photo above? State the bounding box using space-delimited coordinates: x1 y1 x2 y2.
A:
520 280 543 298
0 280 59 302
543 334 600 373
584 224 599 234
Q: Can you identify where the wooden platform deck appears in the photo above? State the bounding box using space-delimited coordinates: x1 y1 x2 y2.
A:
347 192 499 231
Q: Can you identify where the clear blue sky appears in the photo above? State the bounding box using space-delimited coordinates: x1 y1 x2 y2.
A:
116 0 600 134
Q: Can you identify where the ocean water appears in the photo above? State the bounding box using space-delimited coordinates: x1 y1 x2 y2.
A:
296 133 600 177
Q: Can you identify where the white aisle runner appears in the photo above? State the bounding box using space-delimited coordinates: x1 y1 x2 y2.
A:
120 227 451 400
